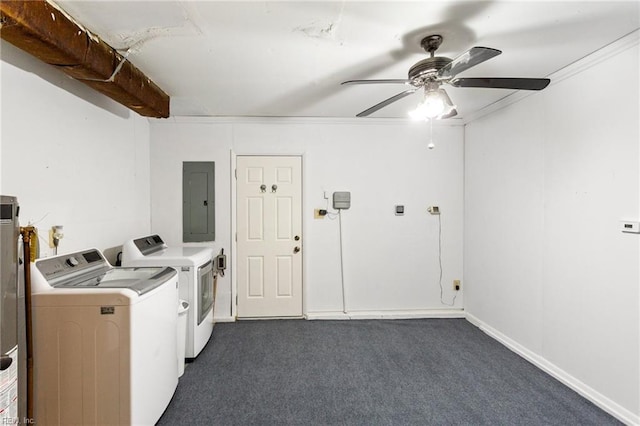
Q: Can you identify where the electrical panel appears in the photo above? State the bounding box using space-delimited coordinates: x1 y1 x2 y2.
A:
333 192 351 210
183 162 215 242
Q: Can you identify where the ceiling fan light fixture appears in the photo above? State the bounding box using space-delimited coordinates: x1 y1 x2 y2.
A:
409 87 456 120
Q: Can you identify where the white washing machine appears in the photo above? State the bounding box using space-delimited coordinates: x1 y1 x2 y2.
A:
122 235 215 360
31 248 179 426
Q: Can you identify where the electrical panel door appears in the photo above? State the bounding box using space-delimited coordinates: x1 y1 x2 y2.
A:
183 162 215 242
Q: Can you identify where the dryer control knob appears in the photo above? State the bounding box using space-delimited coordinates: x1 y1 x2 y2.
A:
66 257 79 267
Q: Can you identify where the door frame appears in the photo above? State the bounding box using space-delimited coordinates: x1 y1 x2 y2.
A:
230 150 307 320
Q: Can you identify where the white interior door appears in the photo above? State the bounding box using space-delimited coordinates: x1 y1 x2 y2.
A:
236 156 302 318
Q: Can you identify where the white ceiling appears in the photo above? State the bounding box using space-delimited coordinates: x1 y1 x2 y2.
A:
54 1 640 121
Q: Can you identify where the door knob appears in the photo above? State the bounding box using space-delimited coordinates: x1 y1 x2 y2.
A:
0 356 12 371
294 235 300 241
293 246 301 254
260 184 266 193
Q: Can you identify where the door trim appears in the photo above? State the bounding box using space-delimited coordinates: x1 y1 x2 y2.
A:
230 151 306 320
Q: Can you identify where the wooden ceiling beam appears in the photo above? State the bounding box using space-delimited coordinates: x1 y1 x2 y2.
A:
0 0 169 118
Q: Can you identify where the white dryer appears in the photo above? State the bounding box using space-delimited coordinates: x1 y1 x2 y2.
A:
122 235 215 359
31 248 179 426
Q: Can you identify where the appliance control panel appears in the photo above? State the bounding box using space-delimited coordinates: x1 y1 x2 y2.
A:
36 249 107 280
133 234 166 255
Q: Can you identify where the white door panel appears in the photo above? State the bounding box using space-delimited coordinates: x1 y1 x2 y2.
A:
237 156 302 318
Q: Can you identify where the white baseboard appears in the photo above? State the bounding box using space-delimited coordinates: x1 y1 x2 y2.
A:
306 309 465 321
465 313 639 426
213 316 236 323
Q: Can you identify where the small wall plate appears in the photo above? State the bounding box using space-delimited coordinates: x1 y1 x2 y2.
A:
620 220 640 233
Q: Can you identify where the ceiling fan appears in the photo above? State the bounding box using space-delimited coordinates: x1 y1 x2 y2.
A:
341 35 550 119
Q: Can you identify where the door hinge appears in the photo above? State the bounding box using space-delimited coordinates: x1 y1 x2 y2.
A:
234 169 237 179
235 232 237 242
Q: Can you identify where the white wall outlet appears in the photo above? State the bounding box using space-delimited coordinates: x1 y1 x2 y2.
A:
620 220 640 233
428 206 440 215
49 225 64 248
48 228 55 248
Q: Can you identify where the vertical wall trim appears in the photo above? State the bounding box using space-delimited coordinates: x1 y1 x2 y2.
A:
229 149 237 320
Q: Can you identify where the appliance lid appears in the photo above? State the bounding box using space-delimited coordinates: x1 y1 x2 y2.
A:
145 246 214 263
53 266 177 295
35 248 177 295
125 238 215 267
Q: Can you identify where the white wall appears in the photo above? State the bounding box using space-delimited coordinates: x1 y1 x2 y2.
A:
149 119 465 320
3 21 637 423
464 33 639 422
1 42 152 261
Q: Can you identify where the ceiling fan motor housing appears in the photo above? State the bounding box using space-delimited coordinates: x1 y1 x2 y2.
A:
408 56 452 83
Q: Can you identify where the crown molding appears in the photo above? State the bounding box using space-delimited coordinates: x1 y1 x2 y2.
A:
152 115 465 128
463 29 640 125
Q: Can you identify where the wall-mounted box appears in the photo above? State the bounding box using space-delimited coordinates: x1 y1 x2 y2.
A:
333 192 351 210
183 162 215 242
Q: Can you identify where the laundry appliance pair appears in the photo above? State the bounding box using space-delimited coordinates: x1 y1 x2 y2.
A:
29 235 221 425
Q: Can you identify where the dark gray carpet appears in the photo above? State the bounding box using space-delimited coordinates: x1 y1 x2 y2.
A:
157 319 620 426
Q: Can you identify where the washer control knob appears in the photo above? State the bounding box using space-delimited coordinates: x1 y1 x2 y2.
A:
66 257 79 267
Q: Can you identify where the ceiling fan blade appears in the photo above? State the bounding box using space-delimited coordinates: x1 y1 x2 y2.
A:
356 89 417 117
438 47 502 79
341 79 411 85
450 77 551 90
